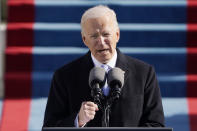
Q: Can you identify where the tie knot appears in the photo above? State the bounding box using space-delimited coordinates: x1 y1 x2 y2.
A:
101 64 111 72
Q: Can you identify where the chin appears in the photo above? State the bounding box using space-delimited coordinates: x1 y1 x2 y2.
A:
100 58 110 64
96 54 111 63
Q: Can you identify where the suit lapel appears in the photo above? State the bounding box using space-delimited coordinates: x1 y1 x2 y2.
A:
79 51 94 101
81 51 94 71
115 48 131 83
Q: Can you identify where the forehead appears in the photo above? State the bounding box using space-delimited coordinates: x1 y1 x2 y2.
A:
83 15 114 33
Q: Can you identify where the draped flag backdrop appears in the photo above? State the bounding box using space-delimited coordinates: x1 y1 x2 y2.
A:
0 0 197 131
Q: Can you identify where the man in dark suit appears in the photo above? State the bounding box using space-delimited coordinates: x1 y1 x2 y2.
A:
43 5 165 127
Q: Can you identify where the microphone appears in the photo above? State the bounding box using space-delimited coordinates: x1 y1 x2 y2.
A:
107 67 124 101
89 67 106 105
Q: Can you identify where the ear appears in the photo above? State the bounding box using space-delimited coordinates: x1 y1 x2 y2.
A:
116 28 120 43
81 32 87 46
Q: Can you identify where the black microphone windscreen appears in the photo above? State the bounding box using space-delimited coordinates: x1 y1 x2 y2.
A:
89 67 106 88
108 67 124 88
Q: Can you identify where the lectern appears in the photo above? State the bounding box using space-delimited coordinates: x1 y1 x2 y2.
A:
42 127 173 131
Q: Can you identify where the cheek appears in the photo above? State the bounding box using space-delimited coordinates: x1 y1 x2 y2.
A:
89 41 98 51
86 39 94 47
107 37 116 47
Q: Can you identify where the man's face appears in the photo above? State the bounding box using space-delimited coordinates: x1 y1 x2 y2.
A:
81 15 120 64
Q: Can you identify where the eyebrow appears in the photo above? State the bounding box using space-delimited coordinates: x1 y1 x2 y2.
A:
88 33 96 36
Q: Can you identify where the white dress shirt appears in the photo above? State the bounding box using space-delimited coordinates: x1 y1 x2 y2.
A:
91 50 117 70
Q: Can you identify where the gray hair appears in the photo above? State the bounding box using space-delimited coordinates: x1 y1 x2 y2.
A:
81 5 119 34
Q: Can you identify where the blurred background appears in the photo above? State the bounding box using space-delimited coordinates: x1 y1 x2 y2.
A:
0 0 197 131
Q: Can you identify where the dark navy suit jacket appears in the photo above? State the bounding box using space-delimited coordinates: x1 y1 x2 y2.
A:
43 49 165 127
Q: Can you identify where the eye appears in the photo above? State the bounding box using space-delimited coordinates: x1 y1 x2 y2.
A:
91 34 98 39
103 33 110 37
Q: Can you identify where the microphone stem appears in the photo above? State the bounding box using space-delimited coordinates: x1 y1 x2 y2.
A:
102 101 111 127
106 104 110 127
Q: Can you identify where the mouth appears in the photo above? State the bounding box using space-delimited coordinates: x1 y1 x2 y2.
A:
97 49 110 53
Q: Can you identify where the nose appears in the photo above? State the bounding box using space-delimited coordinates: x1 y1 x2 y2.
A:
97 36 105 46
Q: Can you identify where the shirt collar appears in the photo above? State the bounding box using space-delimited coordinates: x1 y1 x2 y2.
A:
91 50 117 69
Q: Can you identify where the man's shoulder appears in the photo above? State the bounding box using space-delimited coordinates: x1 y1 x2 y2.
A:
119 51 152 70
54 52 89 76
127 55 151 68
123 54 156 79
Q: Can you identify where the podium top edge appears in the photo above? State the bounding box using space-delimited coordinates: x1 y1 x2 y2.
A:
42 127 173 130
